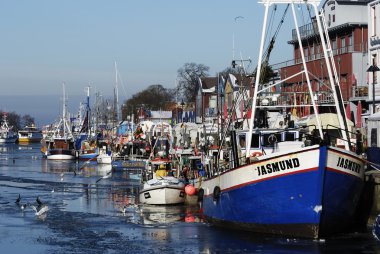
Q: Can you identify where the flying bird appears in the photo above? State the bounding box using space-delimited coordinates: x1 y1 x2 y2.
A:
30 204 49 216
96 171 112 183
234 16 244 21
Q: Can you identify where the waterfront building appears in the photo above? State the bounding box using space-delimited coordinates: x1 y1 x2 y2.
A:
195 77 218 124
278 0 369 122
368 0 380 115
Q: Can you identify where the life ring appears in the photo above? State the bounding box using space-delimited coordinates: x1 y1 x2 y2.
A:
197 188 204 202
250 151 263 157
213 186 221 201
268 134 277 144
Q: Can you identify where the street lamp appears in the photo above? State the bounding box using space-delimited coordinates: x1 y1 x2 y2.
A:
367 64 380 114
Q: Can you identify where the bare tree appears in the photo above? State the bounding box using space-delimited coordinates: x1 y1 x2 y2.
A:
21 114 35 127
177 63 210 103
122 84 175 117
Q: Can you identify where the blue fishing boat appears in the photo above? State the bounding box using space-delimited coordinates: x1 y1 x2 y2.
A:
75 87 99 161
198 0 365 238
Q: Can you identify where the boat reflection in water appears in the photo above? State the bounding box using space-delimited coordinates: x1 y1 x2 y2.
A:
139 205 185 225
41 159 77 174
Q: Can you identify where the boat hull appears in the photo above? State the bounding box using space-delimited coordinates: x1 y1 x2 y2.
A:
78 152 98 161
47 149 76 160
200 145 364 238
0 136 18 143
139 178 185 205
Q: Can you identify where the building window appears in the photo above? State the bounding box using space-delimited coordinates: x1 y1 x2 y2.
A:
341 37 346 54
372 5 377 37
332 39 337 55
328 14 331 26
310 45 314 60
333 15 335 23
348 34 353 51
304 47 309 61
316 44 321 59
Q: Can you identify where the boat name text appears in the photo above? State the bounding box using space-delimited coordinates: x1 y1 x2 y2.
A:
256 158 300 176
336 157 361 173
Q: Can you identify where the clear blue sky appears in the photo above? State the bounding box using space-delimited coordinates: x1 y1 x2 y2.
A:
0 0 308 125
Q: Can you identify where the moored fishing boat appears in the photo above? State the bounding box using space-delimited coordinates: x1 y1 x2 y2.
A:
18 124 43 143
42 84 76 160
198 0 365 239
139 158 185 205
0 113 18 143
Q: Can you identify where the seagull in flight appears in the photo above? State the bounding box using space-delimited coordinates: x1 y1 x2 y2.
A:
30 204 49 216
234 16 244 21
96 171 112 183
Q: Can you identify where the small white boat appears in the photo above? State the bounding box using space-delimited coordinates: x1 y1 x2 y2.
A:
97 142 112 164
139 176 185 205
97 153 112 164
139 159 185 205
0 113 18 143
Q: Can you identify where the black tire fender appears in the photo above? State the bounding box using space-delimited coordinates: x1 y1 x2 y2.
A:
213 186 221 201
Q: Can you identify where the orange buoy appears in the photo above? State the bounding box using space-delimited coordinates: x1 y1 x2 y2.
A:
185 214 195 223
185 184 196 196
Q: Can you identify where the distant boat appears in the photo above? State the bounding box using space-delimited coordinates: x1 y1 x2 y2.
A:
18 125 43 143
75 87 99 161
42 84 76 160
97 140 112 164
0 113 18 143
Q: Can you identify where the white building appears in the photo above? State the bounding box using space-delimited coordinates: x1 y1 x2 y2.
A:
369 0 380 114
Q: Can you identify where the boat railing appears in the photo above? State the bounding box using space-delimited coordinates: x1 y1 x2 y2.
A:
325 124 361 154
112 154 149 161
215 125 321 174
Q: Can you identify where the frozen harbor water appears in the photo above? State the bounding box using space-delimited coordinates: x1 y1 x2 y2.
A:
0 143 379 253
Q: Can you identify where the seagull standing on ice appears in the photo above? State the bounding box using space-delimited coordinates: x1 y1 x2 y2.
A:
15 194 21 204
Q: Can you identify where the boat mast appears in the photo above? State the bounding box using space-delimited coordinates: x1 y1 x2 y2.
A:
312 3 350 150
85 85 91 137
246 0 270 158
290 3 323 138
114 61 119 123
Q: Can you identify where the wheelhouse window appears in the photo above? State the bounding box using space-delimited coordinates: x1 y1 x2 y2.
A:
262 133 282 147
284 132 296 141
250 134 260 148
371 128 378 147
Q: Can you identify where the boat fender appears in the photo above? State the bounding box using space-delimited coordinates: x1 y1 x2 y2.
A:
213 186 221 201
197 188 204 202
